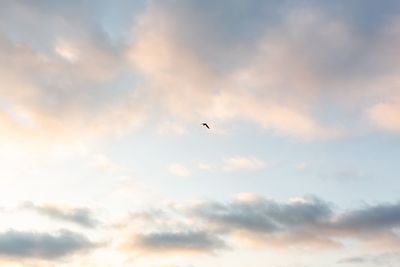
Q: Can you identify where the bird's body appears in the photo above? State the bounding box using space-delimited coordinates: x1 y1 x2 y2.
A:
202 123 210 129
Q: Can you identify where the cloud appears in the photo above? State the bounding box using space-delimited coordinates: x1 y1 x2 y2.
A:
333 202 400 234
128 0 400 139
120 195 400 252
196 157 265 173
128 1 345 140
158 121 188 136
0 1 145 146
127 231 225 254
193 196 331 231
0 229 95 260
338 256 368 264
1 0 400 144
222 156 266 172
90 154 123 172
168 164 191 178
339 252 400 266
368 101 400 133
196 162 214 172
23 203 99 228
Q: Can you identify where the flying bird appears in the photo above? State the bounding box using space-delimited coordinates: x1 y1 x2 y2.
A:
202 123 210 129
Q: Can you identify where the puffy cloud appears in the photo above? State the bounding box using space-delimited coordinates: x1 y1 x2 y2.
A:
0 229 95 260
128 0 400 139
1 0 400 144
128 1 343 140
0 1 145 146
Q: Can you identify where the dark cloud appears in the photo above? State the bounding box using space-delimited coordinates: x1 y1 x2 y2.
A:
131 231 226 254
127 196 400 250
23 203 99 228
0 230 95 260
191 196 332 233
334 202 400 233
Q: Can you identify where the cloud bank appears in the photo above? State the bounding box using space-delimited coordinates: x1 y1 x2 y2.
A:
120 195 400 254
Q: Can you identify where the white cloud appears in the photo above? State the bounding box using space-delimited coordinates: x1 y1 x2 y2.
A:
222 156 266 172
55 40 80 63
168 164 191 178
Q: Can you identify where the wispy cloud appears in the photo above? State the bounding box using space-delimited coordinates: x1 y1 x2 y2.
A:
23 202 99 228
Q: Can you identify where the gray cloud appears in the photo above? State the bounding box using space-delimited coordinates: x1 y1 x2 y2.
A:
23 203 99 228
191 196 332 233
131 231 226 254
195 197 400 241
0 230 95 260
338 256 368 264
126 196 400 250
338 252 400 266
333 202 400 234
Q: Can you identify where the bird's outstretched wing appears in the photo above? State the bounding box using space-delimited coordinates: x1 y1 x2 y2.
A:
202 123 210 129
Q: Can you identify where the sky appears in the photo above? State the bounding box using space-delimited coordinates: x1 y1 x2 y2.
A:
1 0 400 266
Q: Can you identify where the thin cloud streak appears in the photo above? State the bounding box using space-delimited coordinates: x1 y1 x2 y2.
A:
23 202 99 228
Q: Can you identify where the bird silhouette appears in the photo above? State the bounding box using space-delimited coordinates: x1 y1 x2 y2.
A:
202 123 210 129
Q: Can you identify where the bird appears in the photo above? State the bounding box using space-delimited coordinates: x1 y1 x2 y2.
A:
202 123 210 129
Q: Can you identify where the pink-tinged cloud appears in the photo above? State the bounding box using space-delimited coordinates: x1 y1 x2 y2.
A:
369 102 400 132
